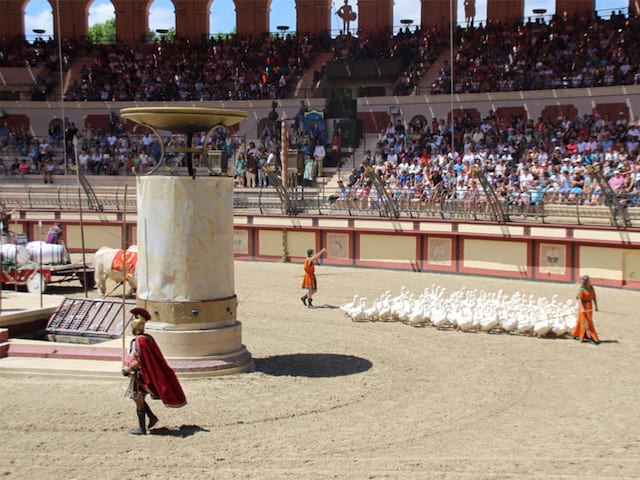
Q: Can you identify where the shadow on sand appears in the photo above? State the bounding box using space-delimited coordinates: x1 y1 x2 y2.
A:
150 424 209 437
254 353 372 378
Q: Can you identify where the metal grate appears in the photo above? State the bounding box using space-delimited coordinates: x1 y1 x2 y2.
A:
47 298 136 339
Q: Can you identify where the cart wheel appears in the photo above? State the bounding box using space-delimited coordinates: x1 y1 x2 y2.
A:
27 272 47 294
78 271 96 290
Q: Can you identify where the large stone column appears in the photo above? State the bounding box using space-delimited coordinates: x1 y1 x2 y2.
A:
56 0 87 41
2 0 26 40
235 0 269 37
175 0 210 39
357 0 393 35
297 0 331 35
114 0 150 45
421 0 455 33
487 0 523 25
555 0 594 19
136 176 252 375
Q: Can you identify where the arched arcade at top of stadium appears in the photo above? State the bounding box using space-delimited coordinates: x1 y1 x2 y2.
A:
2 0 640 43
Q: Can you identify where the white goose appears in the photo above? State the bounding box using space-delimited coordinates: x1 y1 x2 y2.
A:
349 298 368 322
551 318 569 337
405 300 427 326
533 318 552 337
479 306 500 331
456 306 475 331
376 294 392 320
363 300 379 321
340 294 360 315
431 302 449 327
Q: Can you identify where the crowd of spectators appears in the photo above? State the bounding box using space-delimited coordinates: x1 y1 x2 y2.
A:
0 111 250 178
0 37 75 100
336 110 640 214
63 34 321 102
431 12 640 95
326 27 445 95
2 11 640 102
4 108 640 222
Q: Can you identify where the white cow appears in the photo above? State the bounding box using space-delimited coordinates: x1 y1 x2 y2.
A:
94 245 138 296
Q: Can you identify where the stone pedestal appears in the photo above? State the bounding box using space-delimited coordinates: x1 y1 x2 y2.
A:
136 176 252 375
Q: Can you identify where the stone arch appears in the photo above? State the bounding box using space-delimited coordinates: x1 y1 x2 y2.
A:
268 0 296 34
48 117 62 135
540 104 578 123
494 106 528 123
148 0 176 38
593 102 629 122
523 0 555 23
448 108 480 125
595 0 627 18
409 114 428 130
87 0 116 44
24 0 54 41
210 0 237 36
332 0 358 36
6 114 31 131
392 0 419 34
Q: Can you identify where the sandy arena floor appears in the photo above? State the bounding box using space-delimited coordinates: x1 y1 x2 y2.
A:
1 260 640 479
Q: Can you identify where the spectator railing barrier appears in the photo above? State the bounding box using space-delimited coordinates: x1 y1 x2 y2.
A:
365 166 399 219
75 167 103 212
267 170 299 215
588 165 631 228
472 166 509 223
2 183 640 229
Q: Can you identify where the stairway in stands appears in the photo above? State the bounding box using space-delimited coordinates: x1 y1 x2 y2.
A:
414 47 451 95
292 52 334 98
62 56 95 94
321 133 380 190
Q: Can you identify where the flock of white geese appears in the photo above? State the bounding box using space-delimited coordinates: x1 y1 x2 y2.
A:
340 285 579 338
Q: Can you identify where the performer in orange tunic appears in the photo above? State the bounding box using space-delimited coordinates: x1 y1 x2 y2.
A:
572 275 600 345
301 247 327 308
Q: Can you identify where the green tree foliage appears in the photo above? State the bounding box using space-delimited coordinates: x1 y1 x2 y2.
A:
88 18 115 44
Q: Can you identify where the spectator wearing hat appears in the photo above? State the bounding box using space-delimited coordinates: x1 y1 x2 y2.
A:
608 170 625 192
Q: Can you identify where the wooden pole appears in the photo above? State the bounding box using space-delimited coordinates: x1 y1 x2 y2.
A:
73 138 89 298
121 185 129 367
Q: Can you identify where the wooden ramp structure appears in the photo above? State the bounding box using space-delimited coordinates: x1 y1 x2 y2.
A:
46 297 135 343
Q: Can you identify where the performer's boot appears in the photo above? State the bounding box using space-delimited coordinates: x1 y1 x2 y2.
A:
144 402 159 429
128 409 146 435
307 298 313 308
300 295 307 306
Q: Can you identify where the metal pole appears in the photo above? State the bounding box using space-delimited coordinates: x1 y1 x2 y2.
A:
38 220 42 308
0 224 3 313
449 0 455 155
73 137 89 297
121 185 129 367
282 122 289 214
55 0 69 196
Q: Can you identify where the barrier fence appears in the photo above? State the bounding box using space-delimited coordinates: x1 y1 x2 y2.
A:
2 182 640 228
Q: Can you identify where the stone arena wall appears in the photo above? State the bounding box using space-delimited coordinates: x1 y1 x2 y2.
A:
9 212 640 290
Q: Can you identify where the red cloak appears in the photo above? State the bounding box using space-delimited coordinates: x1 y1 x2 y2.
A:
136 334 187 408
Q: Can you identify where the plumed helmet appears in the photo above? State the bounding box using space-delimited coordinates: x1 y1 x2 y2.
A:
131 316 146 334
130 307 151 334
130 307 151 321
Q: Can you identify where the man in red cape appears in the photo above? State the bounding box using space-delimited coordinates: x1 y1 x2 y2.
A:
123 307 187 435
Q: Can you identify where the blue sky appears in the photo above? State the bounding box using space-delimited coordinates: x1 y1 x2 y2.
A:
25 0 630 37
